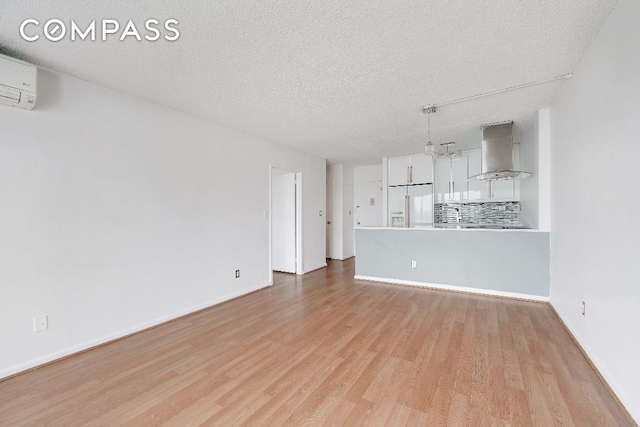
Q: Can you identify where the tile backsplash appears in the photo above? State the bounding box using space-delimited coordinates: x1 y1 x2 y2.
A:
434 202 520 225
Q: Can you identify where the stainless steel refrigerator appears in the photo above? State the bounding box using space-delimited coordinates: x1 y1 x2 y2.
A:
388 183 433 228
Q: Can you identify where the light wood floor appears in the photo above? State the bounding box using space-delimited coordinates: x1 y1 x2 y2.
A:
0 259 633 426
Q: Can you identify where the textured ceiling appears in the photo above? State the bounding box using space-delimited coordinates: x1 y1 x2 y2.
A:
0 0 619 166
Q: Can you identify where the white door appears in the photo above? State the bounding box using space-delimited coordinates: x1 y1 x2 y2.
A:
326 181 332 259
355 181 383 227
272 172 296 273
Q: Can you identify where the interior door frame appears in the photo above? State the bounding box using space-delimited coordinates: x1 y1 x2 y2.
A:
269 164 303 284
325 179 332 259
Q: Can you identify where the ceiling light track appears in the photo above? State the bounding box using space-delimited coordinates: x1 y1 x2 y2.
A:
422 72 573 113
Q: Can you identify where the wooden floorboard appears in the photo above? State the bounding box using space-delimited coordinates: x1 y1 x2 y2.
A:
0 259 634 426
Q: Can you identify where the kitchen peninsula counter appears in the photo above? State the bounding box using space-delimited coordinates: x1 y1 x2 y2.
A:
356 226 541 232
354 226 549 300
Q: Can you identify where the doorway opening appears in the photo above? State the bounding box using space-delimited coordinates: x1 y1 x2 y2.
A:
270 167 303 280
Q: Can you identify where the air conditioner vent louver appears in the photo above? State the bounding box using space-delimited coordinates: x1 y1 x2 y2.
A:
0 84 21 102
0 54 37 110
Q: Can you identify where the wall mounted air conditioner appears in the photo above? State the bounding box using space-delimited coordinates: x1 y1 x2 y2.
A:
0 53 37 110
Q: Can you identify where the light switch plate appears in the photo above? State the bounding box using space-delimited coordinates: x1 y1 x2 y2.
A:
34 315 48 332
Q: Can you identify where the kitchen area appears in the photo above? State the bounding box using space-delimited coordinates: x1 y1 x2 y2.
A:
354 113 551 300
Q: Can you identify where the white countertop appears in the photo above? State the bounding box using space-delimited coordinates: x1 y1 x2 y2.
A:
355 226 543 232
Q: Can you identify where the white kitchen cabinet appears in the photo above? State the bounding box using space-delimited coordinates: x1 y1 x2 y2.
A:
388 154 433 186
491 180 515 199
410 154 433 184
467 149 484 201
388 156 411 186
399 147 521 204
435 155 467 202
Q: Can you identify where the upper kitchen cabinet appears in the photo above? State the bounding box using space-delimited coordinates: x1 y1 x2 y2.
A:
388 156 411 186
410 154 433 184
490 179 516 199
388 154 433 186
467 149 484 200
435 154 468 202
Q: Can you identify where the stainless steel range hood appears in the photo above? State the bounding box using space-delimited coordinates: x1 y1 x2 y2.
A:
472 122 531 181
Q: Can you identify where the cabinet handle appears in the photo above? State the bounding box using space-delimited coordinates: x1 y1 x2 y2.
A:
406 166 411 184
404 195 410 227
485 181 494 199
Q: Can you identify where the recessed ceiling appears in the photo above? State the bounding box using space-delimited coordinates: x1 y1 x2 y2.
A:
0 0 619 166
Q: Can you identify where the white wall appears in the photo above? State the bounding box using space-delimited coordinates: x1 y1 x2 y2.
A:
519 113 540 229
519 109 551 231
550 0 640 421
354 164 383 183
538 109 551 232
0 68 326 378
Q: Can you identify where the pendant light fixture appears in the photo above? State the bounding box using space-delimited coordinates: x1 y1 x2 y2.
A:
423 105 436 156
439 142 462 199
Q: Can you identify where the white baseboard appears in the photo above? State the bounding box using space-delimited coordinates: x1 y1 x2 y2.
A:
551 304 639 424
0 282 271 380
354 275 549 302
302 263 327 274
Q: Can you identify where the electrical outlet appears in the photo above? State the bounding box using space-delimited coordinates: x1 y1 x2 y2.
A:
34 315 48 332
581 301 586 316
411 260 417 269
235 270 240 278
